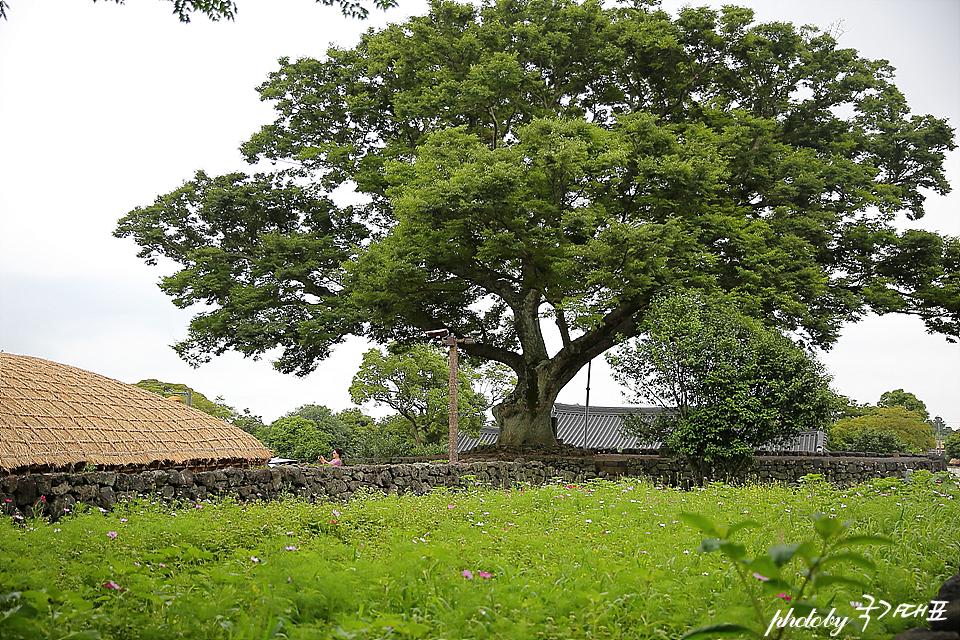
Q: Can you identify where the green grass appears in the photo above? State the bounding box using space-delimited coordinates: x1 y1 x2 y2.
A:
1 472 957 639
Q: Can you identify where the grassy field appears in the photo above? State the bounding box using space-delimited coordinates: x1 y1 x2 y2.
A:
1 471 957 639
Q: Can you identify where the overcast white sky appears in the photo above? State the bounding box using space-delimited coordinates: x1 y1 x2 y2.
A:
1 0 957 428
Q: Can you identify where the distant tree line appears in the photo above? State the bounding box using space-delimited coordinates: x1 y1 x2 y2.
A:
133 342 514 462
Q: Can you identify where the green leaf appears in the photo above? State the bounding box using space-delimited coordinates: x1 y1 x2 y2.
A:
768 543 802 567
697 538 722 553
744 556 781 582
0 603 38 625
821 551 876 572
794 539 818 563
812 513 846 540
719 541 747 561
679 513 718 537
680 623 762 639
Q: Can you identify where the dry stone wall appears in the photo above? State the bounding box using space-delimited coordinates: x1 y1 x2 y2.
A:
0 454 946 521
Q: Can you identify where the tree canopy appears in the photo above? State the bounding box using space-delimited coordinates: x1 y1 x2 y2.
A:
349 344 488 446
116 0 958 445
134 379 238 421
262 415 333 461
607 291 834 477
945 432 960 461
0 0 397 22
877 389 930 422
829 406 935 454
282 404 355 449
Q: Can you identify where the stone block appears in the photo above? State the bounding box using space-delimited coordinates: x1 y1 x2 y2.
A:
76 484 99 503
51 481 71 496
937 575 960 602
15 477 37 506
98 486 117 508
930 600 960 632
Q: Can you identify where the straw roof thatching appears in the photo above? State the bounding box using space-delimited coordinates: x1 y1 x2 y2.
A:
0 353 272 474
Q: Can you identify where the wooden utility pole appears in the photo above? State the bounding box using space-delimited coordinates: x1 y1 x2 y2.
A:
440 332 475 463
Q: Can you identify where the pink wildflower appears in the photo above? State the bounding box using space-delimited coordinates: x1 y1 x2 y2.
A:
107 531 118 539
753 573 769 581
285 545 297 551
462 570 474 579
478 571 493 578
104 581 125 591
777 593 792 601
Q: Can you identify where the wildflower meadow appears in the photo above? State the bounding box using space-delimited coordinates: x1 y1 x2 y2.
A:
1 472 957 639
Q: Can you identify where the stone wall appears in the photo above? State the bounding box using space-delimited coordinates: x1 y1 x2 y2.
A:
0 453 946 521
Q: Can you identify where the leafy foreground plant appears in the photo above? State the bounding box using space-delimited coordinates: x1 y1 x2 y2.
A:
679 512 892 639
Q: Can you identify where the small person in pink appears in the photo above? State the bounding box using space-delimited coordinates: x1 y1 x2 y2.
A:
318 448 343 467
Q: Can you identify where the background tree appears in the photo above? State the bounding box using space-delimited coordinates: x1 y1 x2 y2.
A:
135 379 240 421
606 291 834 479
348 414 447 459
231 409 267 438
877 389 930 422
829 394 873 421
262 415 335 461
283 403 354 449
844 426 905 454
348 344 488 446
945 432 960 461
829 406 935 454
116 0 958 445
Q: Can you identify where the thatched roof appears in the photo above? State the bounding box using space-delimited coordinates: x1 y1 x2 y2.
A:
0 353 272 473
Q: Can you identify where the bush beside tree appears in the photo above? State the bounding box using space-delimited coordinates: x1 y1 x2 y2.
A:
607 291 834 479
261 416 333 462
829 406 936 454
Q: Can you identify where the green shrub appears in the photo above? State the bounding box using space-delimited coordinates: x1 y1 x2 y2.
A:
945 432 960 460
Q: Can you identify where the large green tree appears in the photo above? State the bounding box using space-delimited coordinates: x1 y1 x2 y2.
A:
606 291 834 478
115 0 958 445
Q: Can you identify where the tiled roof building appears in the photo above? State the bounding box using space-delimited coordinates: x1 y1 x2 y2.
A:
459 402 826 453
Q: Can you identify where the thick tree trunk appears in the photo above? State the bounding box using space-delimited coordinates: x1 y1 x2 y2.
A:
491 361 567 445
482 287 645 446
